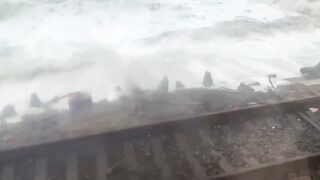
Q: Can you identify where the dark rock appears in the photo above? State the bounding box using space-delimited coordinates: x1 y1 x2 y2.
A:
300 67 320 79
175 80 185 90
300 67 314 74
0 105 17 120
30 93 43 108
158 76 169 93
68 93 93 115
300 62 320 79
237 82 255 93
202 71 213 88
314 62 320 71
267 89 282 100
133 94 147 115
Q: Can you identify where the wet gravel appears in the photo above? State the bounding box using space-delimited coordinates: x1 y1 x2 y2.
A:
185 130 224 176
3 111 320 180
207 113 320 168
295 115 320 153
208 123 248 168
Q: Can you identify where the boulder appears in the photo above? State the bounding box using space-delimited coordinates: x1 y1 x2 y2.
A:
237 82 255 93
68 93 93 115
175 80 185 90
30 93 43 108
0 105 17 120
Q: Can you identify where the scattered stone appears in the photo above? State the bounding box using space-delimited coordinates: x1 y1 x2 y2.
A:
0 63 318 157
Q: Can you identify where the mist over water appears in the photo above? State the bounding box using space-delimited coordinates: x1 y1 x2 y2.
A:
1 0 320 114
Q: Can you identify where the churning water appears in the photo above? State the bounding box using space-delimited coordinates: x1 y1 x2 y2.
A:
1 0 320 114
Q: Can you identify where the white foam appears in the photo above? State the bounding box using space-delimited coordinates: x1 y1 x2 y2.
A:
0 0 319 115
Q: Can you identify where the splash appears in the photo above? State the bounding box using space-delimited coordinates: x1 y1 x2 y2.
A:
0 0 319 115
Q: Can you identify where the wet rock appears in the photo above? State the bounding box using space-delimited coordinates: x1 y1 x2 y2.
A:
134 97 147 115
300 62 320 79
202 71 213 88
300 67 314 74
68 93 93 115
30 93 43 108
130 88 148 114
0 105 17 120
157 76 169 93
237 82 255 93
300 67 320 79
267 89 282 100
268 74 277 79
175 80 185 90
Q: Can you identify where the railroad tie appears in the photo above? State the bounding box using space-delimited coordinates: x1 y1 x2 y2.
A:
66 152 78 180
123 142 139 180
35 157 47 180
198 129 234 173
1 164 14 180
174 132 207 180
96 142 109 180
150 136 172 180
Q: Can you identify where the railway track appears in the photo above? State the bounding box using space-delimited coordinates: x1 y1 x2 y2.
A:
1 96 320 180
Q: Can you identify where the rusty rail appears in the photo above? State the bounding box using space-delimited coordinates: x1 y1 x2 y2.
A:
0 96 320 179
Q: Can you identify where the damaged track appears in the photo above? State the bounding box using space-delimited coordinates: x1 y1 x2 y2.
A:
1 97 320 180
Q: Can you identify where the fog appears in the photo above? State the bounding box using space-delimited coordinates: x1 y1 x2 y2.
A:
0 0 320 115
